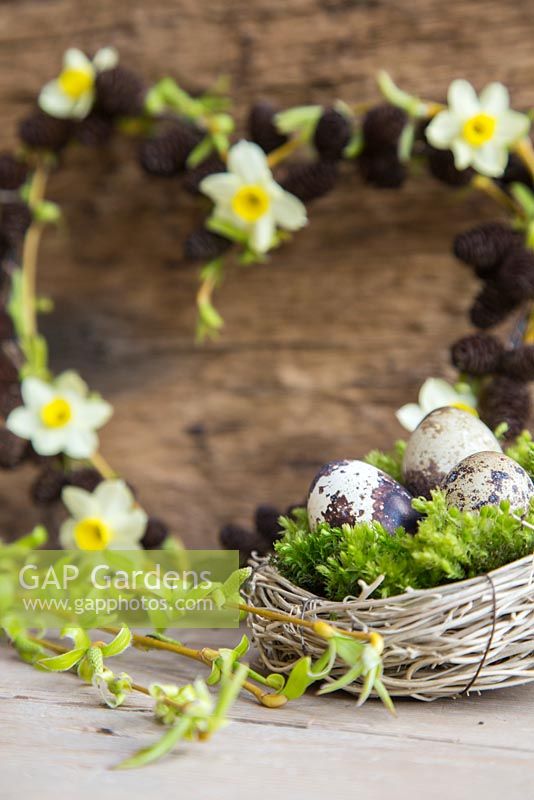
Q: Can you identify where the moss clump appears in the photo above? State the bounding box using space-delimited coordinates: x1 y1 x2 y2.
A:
505 430 534 478
363 439 406 483
274 492 534 601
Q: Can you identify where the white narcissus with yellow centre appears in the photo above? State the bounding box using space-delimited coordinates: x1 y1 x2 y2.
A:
6 373 112 459
200 140 307 254
39 47 118 120
59 480 147 551
396 377 478 432
426 80 530 177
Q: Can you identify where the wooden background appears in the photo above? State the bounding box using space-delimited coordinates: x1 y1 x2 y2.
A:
0 0 533 545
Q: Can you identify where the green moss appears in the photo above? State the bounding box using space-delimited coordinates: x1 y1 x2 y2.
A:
274 432 534 601
274 494 534 600
364 440 406 483
505 430 534 478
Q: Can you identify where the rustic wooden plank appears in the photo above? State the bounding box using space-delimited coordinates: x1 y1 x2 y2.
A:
2 628 534 798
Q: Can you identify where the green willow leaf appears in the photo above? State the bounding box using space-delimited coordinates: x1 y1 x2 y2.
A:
187 135 214 168
374 677 396 715
266 673 286 691
38 648 85 672
61 626 91 650
232 634 250 659
317 663 365 695
101 627 132 657
357 664 379 707
333 636 364 665
115 717 191 770
210 662 248 729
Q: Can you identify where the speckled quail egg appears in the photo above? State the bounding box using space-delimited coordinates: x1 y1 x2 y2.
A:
402 407 502 498
307 459 421 535
443 451 534 512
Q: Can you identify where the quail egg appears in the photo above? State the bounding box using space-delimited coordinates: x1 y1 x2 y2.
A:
402 407 502 498
307 459 420 535
443 450 534 512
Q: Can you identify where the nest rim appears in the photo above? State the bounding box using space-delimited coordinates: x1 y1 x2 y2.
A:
246 550 534 700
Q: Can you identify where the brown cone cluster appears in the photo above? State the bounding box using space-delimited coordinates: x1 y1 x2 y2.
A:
358 104 407 188
219 503 303 564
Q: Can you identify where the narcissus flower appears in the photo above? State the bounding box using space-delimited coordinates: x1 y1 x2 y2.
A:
396 377 477 431
200 140 307 254
39 47 118 120
6 373 112 458
59 479 147 551
426 80 529 177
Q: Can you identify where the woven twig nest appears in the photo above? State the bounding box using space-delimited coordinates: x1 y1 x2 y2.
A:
246 552 534 700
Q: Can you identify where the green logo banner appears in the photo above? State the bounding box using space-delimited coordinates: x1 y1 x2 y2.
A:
0 549 241 629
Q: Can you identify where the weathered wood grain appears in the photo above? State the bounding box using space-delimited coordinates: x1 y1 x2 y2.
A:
2 629 534 798
0 0 532 546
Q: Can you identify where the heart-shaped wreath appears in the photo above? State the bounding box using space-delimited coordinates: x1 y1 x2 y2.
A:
2 47 534 768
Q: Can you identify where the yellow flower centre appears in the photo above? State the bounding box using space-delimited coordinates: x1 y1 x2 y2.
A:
451 401 479 417
58 68 94 100
462 113 496 147
232 184 270 223
40 397 72 428
74 517 113 551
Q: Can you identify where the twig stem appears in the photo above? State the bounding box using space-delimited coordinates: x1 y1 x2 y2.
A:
514 137 534 182
101 627 286 706
21 161 49 338
236 601 380 646
470 175 520 215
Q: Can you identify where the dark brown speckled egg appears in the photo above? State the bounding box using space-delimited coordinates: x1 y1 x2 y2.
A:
307 459 421 535
402 407 502 498
443 451 534 512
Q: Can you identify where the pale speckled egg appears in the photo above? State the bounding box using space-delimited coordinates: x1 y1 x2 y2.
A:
443 451 534 512
307 459 421 535
402 407 502 499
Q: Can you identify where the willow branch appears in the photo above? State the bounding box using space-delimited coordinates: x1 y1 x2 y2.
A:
21 161 49 338
101 627 287 707
470 175 521 216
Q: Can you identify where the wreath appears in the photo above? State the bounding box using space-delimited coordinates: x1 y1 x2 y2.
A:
2 46 534 768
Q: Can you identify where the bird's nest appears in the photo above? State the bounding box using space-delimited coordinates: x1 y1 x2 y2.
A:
246 552 534 700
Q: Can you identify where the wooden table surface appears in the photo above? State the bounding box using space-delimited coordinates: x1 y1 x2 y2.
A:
3 627 534 799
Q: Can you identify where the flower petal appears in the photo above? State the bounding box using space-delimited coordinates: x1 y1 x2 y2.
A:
80 398 113 429
426 111 460 149
93 47 119 73
6 407 35 440
63 428 98 459
94 480 134 516
479 82 509 115
472 142 508 177
58 518 76 549
39 81 75 118
419 378 460 413
395 403 424 432
54 371 88 396
227 140 271 184
61 486 96 520
63 48 93 73
495 110 530 145
448 79 480 119
111 509 148 546
250 214 275 253
21 377 54 411
32 427 68 456
451 138 473 170
70 90 95 120
271 190 307 231
199 173 241 204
